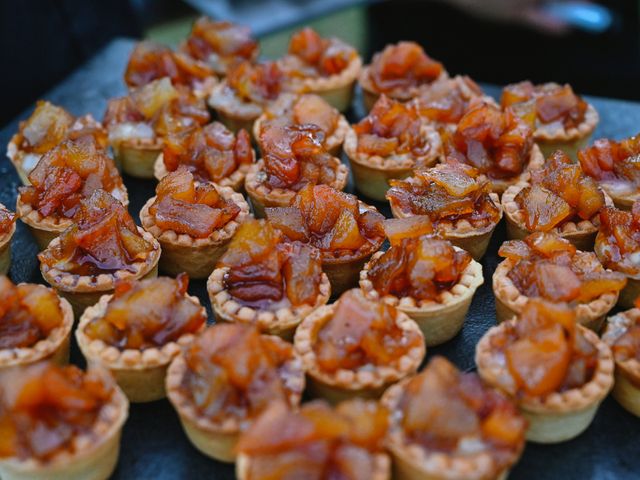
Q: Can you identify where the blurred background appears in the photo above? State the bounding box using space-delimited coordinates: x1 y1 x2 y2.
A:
2 0 638 127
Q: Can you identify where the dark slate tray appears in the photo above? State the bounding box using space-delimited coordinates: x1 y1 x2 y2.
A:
1 39 639 480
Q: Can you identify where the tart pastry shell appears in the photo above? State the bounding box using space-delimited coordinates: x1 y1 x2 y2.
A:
594 233 640 309
7 134 33 185
534 104 598 161
0 217 16 275
112 137 163 179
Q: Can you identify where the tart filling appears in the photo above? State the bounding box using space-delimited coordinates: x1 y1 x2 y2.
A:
595 203 640 277
602 301 640 384
0 204 16 246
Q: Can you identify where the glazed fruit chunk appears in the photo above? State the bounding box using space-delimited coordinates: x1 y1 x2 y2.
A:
442 101 534 180
226 61 283 104
578 134 640 190
500 232 626 303
515 151 605 231
19 137 125 219
314 289 423 372
596 202 640 275
163 122 253 183
368 219 472 301
387 162 501 228
83 274 205 350
501 81 588 129
415 76 484 125
265 184 385 260
149 168 241 238
181 323 298 422
237 399 388 480
0 277 63 349
0 205 16 235
353 95 432 158
368 42 444 94
397 356 525 467
0 363 115 461
39 190 154 276
219 219 323 310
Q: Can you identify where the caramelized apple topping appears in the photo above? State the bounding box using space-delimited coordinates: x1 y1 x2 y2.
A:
265 184 385 259
182 18 258 70
353 95 431 158
611 298 640 363
182 323 297 422
578 134 640 189
39 190 154 276
415 76 484 125
0 363 114 461
258 119 343 190
163 122 252 183
500 232 626 303
398 356 525 464
0 277 63 349
0 205 16 235
514 150 605 231
501 81 588 129
387 162 501 228
83 274 205 350
368 220 471 301
368 42 444 94
237 399 388 480
596 203 640 274
124 41 214 89
16 101 107 155
314 289 422 372
280 27 357 78
219 219 323 310
442 101 534 180
149 168 240 238
226 61 283 104
496 300 599 396
261 94 340 141
19 137 124 219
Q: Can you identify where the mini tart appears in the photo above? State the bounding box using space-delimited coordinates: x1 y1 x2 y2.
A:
208 81 262 135
360 71 449 112
76 293 205 403
534 103 598 161
476 319 614 443
207 266 331 340
140 188 250 279
0 380 128 480
111 136 164 179
344 123 442 202
293 304 425 404
244 159 349 218
360 250 484 346
601 308 640 417
0 210 16 275
40 228 161 317
165 340 305 463
594 234 640 310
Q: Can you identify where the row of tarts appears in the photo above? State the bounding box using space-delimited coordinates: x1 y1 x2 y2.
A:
0 17 639 480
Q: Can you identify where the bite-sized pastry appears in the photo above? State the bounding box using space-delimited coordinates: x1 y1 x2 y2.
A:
17 137 128 250
501 81 598 159
360 218 483 346
494 232 626 330
236 399 390 480
76 274 206 402
476 299 614 443
344 95 441 201
294 289 424 403
180 17 259 76
278 27 362 111
140 167 249 279
165 323 304 462
253 93 349 156
0 362 128 480
594 203 640 308
387 162 502 259
208 61 284 135
7 101 107 185
245 119 349 217
104 77 210 178
207 219 330 339
381 356 527 480
359 41 448 111
39 190 161 316
442 101 543 194
124 40 217 98
265 184 385 294
154 122 255 190
578 134 640 209
0 276 73 369
0 204 16 274
601 298 640 417
502 150 610 251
